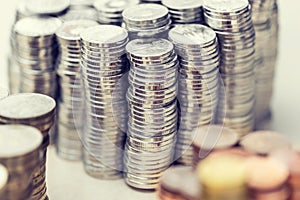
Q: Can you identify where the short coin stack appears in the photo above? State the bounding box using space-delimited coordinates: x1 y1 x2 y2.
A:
56 20 98 160
94 0 139 26
0 88 9 100
122 4 171 40
203 0 256 136
250 0 280 126
0 125 43 200
162 0 204 25
124 38 178 189
168 24 220 165
80 25 129 179
12 16 62 98
0 93 56 200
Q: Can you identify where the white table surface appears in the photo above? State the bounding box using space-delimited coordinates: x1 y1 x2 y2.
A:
0 0 300 199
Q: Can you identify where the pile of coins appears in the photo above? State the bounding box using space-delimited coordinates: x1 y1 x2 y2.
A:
122 4 171 40
12 16 62 98
0 93 56 200
80 25 129 179
250 0 280 126
0 88 9 100
168 24 220 165
157 166 200 200
162 0 204 25
94 0 139 26
192 125 239 167
0 125 43 200
203 0 256 136
55 20 98 160
124 38 178 189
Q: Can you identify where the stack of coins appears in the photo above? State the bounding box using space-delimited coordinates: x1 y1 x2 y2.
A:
12 16 62 98
26 0 70 16
246 156 290 200
0 125 43 200
168 24 220 165
80 25 129 179
192 125 239 167
141 0 161 4
0 88 9 100
239 131 291 155
203 0 256 136
59 5 97 22
0 93 56 200
197 154 248 200
94 0 139 26
250 0 280 126
122 4 171 40
124 38 178 189
156 166 201 200
0 164 8 193
55 20 98 160
162 0 204 25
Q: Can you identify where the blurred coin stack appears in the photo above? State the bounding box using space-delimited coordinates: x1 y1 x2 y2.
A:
25 0 70 16
203 0 256 136
94 0 139 26
0 93 56 200
58 4 97 22
122 4 171 40
0 125 43 200
55 20 98 160
168 24 220 165
192 125 239 167
162 0 204 25
156 166 201 200
249 0 280 126
12 16 62 99
80 25 129 179
124 38 178 189
0 88 9 100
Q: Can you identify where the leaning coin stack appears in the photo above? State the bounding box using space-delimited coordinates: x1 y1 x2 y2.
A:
0 93 56 200
0 88 9 100
157 166 201 200
0 125 43 200
162 0 204 25
12 16 62 99
80 25 129 179
124 38 178 189
250 0 280 127
203 0 256 136
122 4 171 40
192 125 239 167
94 0 139 26
56 20 98 160
168 24 220 165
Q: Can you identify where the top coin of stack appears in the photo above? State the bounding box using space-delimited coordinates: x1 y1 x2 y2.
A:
203 0 256 136
0 125 43 200
122 3 171 39
80 25 129 179
94 0 139 26
12 16 62 98
162 0 204 25
56 19 98 160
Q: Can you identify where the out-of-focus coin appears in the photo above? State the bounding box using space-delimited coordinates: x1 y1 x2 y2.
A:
26 0 71 15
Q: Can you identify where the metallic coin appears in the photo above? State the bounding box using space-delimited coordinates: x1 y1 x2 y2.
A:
26 0 70 15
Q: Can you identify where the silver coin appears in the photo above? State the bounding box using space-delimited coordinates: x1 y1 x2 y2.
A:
26 0 70 14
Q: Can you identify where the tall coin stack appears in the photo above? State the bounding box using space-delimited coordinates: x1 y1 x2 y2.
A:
80 25 129 179
162 0 204 25
168 24 220 165
250 0 279 126
12 16 62 99
122 4 171 40
94 0 139 26
203 0 256 136
56 20 98 160
124 38 178 189
0 93 56 200
0 125 43 200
